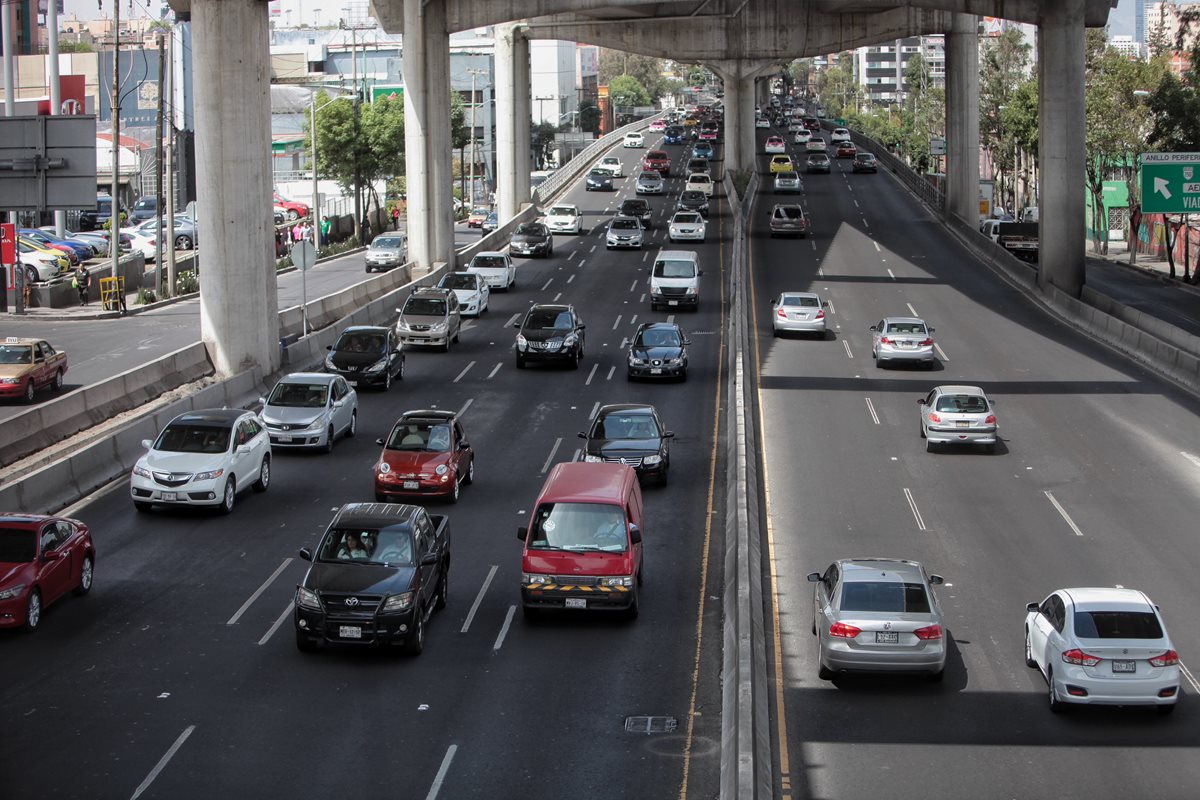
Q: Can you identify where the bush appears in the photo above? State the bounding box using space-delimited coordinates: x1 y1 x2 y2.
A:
136 287 157 305
175 271 199 294
730 168 753 199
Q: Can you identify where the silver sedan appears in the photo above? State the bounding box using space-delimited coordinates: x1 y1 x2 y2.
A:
635 170 665 195
771 292 827 338
259 372 358 452
918 385 998 453
808 558 947 681
870 316 936 368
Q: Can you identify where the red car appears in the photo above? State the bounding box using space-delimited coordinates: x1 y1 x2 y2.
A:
374 410 475 503
803 117 820 131
836 143 857 159
273 192 310 220
0 513 94 632
642 150 671 176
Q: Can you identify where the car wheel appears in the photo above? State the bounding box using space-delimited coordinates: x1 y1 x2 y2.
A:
874 356 882 369
403 607 425 656
435 566 449 610
365 265 373 273
570 349 581 370
73 554 94 596
23 589 42 633
287 209 299 221
175 235 193 250
929 668 945 683
324 426 335 454
1024 628 1038 668
219 476 236 514
448 474 460 504
919 422 926 439
925 439 936 453
624 590 640 621
515 353 526 369
253 457 270 492
817 662 834 681
398 355 405 381
463 457 475 486
1047 669 1066 713
134 501 153 513
442 339 451 353
382 368 392 392
53 370 65 391
347 411 357 438
296 631 317 652
23 380 35 403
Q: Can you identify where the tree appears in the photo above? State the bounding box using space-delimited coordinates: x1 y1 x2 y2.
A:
815 53 859 118
979 28 1032 214
608 74 652 108
599 51 672 101
58 41 93 53
578 101 602 135
531 122 557 170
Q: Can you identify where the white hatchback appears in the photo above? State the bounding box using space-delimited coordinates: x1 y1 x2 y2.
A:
668 211 706 243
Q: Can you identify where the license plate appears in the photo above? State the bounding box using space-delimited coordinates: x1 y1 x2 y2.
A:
565 598 587 609
339 625 362 639
650 368 662 375
956 421 970 428
347 380 357 387
278 435 293 443
403 481 419 490
875 631 899 644
668 300 679 306
1112 660 1136 673
161 492 176 501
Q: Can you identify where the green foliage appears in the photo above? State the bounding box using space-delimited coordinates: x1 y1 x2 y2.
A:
608 74 652 108
531 122 557 169
815 53 860 118
175 271 198 295
450 90 468 150
136 287 157 305
578 102 602 135
59 41 94 53
1147 10 1200 151
599 52 674 101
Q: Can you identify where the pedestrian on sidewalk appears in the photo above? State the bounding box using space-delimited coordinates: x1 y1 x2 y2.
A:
292 222 304 252
391 206 400 230
302 220 313 243
320 215 331 247
73 265 91 306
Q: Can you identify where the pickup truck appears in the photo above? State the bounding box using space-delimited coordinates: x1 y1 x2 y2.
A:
294 503 450 655
996 222 1038 262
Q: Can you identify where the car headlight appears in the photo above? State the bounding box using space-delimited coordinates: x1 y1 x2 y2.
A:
434 464 449 476
324 355 337 370
295 586 323 611
378 461 391 474
643 454 662 466
684 287 697 296
584 454 602 463
563 334 579 346
665 357 683 365
364 358 387 373
0 583 27 601
522 574 551 585
430 321 448 333
194 468 224 481
629 356 646 365
600 576 634 588
395 320 412 332
382 591 415 612
515 334 527 350
302 418 326 431
0 377 21 384
133 465 152 478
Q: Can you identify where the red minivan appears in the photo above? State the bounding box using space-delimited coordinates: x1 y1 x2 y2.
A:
518 462 644 620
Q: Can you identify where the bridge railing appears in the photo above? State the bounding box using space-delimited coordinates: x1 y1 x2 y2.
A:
533 112 667 206
821 120 945 211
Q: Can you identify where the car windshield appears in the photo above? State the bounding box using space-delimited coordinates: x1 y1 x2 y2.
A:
549 207 575 217
588 170 607 177
856 154 874 161
682 191 705 201
886 322 927 335
611 219 639 231
690 175 710 183
0 528 36 563
471 256 506 269
386 420 452 452
934 394 989 413
372 237 404 249
318 525 414 565
267 382 329 408
1073 610 1164 639
639 172 660 181
592 413 659 440
621 202 647 214
335 332 387 353
404 298 447 317
528 502 628 552
525 309 574 331
0 345 34 364
441 274 477 290
839 581 932 613
514 224 545 236
154 423 232 454
636 328 682 348
654 259 697 278
782 296 819 307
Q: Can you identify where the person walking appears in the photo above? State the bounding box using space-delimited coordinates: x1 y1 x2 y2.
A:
291 222 303 252
73 265 91 306
320 215 331 247
391 206 400 230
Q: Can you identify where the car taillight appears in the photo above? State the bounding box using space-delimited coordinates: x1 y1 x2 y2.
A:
776 309 787 319
984 414 997 425
1149 650 1179 667
879 336 891 344
815 310 824 319
928 412 941 423
914 624 943 640
918 338 934 346
829 622 861 638
1062 648 1102 667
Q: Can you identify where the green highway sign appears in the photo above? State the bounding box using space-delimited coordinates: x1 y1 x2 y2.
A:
1140 152 1200 213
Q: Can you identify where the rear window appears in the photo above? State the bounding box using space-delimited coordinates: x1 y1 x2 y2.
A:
611 218 640 230
934 395 989 413
0 528 36 563
839 581 932 613
1073 610 1164 639
441 273 477 290
886 322 927 334
774 207 804 220
782 296 819 307
471 256 506 269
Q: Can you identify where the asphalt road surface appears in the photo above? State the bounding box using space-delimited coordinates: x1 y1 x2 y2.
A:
751 126 1200 798
0 132 726 798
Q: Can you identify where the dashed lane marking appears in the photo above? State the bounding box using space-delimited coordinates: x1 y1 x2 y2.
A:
903 488 927 531
540 438 563 474
865 397 880 425
1044 491 1084 537
460 565 497 633
453 361 475 384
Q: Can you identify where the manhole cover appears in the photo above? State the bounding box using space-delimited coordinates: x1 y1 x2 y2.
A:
624 716 678 734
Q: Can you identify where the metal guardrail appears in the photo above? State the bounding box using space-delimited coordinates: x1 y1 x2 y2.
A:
823 120 945 211
532 112 667 206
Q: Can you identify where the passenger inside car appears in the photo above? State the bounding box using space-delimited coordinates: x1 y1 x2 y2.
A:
338 532 370 560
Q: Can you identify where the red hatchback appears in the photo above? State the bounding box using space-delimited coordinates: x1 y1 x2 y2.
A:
836 143 857 158
0 514 95 632
642 150 672 176
374 410 475 503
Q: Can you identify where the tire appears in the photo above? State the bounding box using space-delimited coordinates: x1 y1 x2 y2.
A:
296 631 317 652
53 370 65 392
1048 669 1065 714
23 380 35 403
1024 628 1038 668
287 209 299 221
134 501 153 513
365 266 373 273
985 442 997 455
175 235 193 250
448 473 460 503
463 457 475 485
570 349 581 370
515 353 526 369
346 411 357 438
442 339 451 353
73 554 94 596
397 356 405 381
929 668 945 683
875 357 882 369
659 469 669 487
403 607 426 656
919 422 926 439
324 426 335 454
925 439 936 453
435 567 449 610
382 368 392 392
624 590 640 621
818 662 834 681
219 477 236 515
253 457 270 492
23 589 42 633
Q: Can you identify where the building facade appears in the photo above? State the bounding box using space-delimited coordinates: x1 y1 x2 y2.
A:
854 35 945 106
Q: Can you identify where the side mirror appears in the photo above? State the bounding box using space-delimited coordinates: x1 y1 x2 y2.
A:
578 324 586 330
395 308 403 314
375 438 385 446
420 552 439 566
868 326 877 332
577 432 588 440
1027 602 1040 613
928 327 936 333
42 550 61 561
698 270 705 276
512 321 522 329
629 524 642 544
663 431 675 439
325 345 333 351
458 441 470 450
917 398 926 405
683 339 691 346
929 574 944 585
257 396 267 406
822 301 829 307
517 526 528 542
299 548 312 561
237 444 251 455
332 400 344 408
141 438 153 449
806 572 821 583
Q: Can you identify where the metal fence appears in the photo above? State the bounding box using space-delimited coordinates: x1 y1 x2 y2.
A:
533 112 667 206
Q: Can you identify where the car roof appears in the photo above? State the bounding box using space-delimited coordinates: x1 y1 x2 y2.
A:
597 402 657 417
550 204 578 210
342 325 391 334
527 303 571 313
410 287 452 298
397 409 457 423
882 316 927 325
2 337 42 346
1061 587 1154 611
655 249 698 259
636 321 682 334
779 291 821 300
331 502 421 528
0 514 58 528
837 558 927 582
169 408 247 426
539 462 636 504
933 385 986 395
277 372 338 385
473 251 508 258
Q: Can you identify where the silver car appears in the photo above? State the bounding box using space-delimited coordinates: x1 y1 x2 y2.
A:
773 170 802 194
918 385 998 453
365 234 408 272
668 211 706 243
870 316 936 368
808 558 947 681
771 292 827 337
606 216 644 249
635 170 665 195
259 372 358 452
395 287 462 351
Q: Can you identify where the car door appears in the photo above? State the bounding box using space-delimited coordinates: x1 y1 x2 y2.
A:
451 420 470 478
1029 594 1062 676
414 516 437 607
38 523 73 604
231 419 259 491
504 256 515 287
333 378 354 434
33 342 52 388
814 563 839 634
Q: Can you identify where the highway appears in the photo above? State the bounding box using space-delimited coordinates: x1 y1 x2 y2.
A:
0 132 726 798
750 125 1200 798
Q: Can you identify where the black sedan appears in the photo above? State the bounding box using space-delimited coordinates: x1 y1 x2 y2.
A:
324 325 405 390
627 322 689 381
579 404 673 485
619 198 652 228
585 169 614 191
513 303 586 369
676 190 710 217
509 222 554 258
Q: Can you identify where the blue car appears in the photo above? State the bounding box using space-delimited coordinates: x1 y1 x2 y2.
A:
20 229 93 262
585 169 614 191
663 126 685 145
692 142 715 160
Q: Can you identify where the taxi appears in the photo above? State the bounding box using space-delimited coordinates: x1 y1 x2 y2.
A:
769 155 795 174
18 237 70 274
764 136 787 154
0 337 68 403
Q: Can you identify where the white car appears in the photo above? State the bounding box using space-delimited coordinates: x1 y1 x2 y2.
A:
545 204 583 234
130 408 271 514
806 138 827 153
793 129 812 144
764 136 787 154
259 372 358 452
1025 588 1180 714
466 251 516 291
830 127 851 143
685 173 714 197
437 270 490 316
623 132 645 148
595 155 624 177
17 244 67 282
668 211 706 243
755 117 770 129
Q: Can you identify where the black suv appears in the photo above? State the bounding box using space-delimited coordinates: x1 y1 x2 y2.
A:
324 325 405 390
627 322 690 381
294 503 450 655
578 404 673 485
618 198 652 229
513 304 586 369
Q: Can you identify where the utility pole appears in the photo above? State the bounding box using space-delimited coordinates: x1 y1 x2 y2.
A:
47 0 65 238
165 30 177 296
110 0 121 283
154 32 165 292
340 17 372 242
466 68 487 208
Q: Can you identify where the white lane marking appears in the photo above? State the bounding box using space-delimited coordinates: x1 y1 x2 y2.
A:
567 274 575 284
1044 491 1084 537
934 343 949 361
612 315 623 330
585 363 599 386
486 362 502 379
553 292 562 302
873 241 881 252
457 398 474 417
1180 661 1200 694
826 300 835 314
865 398 880 425
887 268 896 280
842 340 854 359
628 315 637 326
504 313 521 328
1181 451 1200 469
540 278 553 291
639 293 646 303
629 279 638 292
903 488 926 531
589 244 597 253
571 448 582 462
567 250 577 259
226 558 293 625
493 605 517 651
59 476 127 517
257 602 294 645
606 366 615 381
424 744 459 800
130 725 196 800
460 565 498 633
863 218 870 228
906 302 918 317
540 437 563 474
453 361 476 384
642 251 650 262
853 200 860 208
667 314 676 323
590 401 601 419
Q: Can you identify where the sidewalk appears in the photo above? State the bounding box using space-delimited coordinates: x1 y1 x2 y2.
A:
1087 239 1200 295
1085 240 1200 341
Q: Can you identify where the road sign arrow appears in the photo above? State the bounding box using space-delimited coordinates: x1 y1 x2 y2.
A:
1154 177 1172 199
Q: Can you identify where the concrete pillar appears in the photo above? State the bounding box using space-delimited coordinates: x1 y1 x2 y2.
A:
945 13 980 227
514 31 532 205
403 0 431 269
424 1 454 267
494 23 518 223
1038 0 1086 295
192 0 278 376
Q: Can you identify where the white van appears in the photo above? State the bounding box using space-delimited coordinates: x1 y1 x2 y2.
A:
649 250 701 312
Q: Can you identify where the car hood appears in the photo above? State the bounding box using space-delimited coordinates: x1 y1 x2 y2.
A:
587 438 662 458
261 405 326 427
381 450 451 474
400 313 447 326
141 449 228 473
0 365 35 380
303 561 417 595
511 234 548 244
450 288 481 302
0 562 33 586
523 550 632 577
331 351 388 368
630 345 684 361
521 327 573 343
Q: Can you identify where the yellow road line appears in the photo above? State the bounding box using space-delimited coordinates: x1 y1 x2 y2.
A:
678 200 727 800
